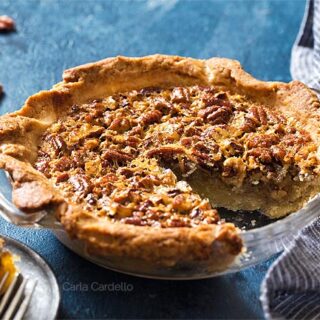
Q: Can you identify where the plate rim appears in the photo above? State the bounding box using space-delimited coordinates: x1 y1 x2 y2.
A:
1 234 60 320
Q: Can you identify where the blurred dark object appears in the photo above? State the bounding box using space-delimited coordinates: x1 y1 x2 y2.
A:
0 16 15 32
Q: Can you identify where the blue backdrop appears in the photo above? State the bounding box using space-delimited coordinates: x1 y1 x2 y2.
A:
0 0 305 318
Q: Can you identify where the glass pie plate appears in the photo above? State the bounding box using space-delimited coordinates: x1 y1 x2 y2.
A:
0 170 319 280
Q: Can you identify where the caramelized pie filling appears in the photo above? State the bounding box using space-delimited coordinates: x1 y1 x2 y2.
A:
35 86 320 225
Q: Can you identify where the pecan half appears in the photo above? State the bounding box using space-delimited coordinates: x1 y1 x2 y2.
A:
124 136 141 147
198 104 233 125
242 106 268 132
109 117 131 133
247 134 279 149
146 146 185 158
56 172 69 183
281 133 310 148
247 148 273 164
102 149 133 163
140 110 162 126
47 134 67 155
194 141 219 154
0 16 15 32
191 149 210 162
248 106 268 125
122 217 144 226
191 141 220 165
138 176 161 189
128 126 143 137
241 116 257 133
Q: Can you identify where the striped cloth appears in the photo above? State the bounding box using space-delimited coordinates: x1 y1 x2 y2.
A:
260 1 320 319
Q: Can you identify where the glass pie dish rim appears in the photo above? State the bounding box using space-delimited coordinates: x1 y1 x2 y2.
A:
0 84 319 279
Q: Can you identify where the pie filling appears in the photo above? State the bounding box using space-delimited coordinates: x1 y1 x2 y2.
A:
34 85 320 226
0 239 17 294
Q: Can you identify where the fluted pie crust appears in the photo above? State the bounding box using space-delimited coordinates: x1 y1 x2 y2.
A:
0 55 319 269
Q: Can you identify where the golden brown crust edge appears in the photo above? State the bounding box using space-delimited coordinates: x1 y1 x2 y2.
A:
62 207 242 267
0 54 319 267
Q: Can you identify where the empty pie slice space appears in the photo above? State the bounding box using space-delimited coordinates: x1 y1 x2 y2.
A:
0 55 319 270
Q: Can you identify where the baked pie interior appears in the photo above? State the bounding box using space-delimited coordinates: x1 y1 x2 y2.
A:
0 55 319 269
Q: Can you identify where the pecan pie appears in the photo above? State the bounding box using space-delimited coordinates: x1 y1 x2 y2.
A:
0 238 16 293
0 55 319 269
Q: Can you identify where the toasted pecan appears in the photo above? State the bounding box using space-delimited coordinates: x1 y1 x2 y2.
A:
0 16 15 32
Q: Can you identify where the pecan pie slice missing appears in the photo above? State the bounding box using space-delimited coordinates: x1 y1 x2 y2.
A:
0 55 319 269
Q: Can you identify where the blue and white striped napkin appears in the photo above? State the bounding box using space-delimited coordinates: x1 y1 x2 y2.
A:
260 1 320 319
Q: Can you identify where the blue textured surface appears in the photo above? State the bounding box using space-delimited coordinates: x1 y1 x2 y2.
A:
0 0 305 319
